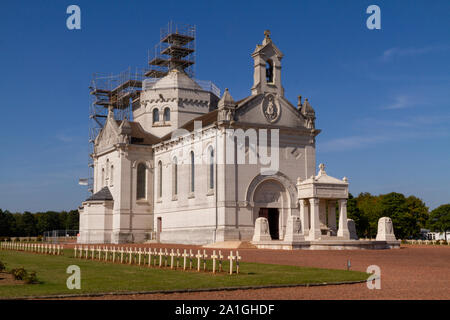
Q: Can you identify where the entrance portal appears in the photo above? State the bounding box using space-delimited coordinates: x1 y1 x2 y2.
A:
259 208 279 240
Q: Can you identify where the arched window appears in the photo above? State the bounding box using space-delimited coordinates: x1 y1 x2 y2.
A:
101 168 105 188
110 165 114 186
163 107 170 122
137 163 146 200
190 151 195 193
172 157 178 196
208 147 214 190
158 161 162 198
266 59 274 83
106 159 109 182
152 108 159 123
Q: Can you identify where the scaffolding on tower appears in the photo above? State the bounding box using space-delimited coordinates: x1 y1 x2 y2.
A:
146 21 196 78
85 22 200 194
87 67 146 193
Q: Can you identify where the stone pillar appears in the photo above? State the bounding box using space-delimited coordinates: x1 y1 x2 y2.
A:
299 199 309 236
327 201 337 236
337 199 350 239
308 198 321 240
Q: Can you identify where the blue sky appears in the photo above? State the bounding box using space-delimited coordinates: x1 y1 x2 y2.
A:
0 0 449 212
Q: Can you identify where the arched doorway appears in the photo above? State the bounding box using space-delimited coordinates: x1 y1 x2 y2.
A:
258 208 279 239
252 179 288 240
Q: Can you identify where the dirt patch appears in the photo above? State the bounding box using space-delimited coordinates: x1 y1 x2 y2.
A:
0 272 25 286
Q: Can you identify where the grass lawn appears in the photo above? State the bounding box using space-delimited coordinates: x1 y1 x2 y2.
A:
0 250 369 298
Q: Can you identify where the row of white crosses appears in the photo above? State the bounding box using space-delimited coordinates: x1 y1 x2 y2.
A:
0 241 63 255
73 246 242 274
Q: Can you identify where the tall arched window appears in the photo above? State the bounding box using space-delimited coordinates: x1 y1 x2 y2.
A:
190 151 195 193
208 147 214 190
101 168 105 188
110 165 114 186
172 157 178 196
137 163 146 200
106 159 109 183
152 108 159 123
158 161 162 198
163 107 170 122
266 59 274 83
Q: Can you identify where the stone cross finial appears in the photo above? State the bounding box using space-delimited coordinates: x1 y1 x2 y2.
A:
211 250 218 274
195 250 202 272
264 30 271 38
319 163 325 173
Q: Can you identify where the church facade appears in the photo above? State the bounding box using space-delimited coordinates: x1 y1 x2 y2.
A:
78 31 361 246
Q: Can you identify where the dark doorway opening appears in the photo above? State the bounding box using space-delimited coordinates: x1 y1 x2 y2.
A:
259 208 279 240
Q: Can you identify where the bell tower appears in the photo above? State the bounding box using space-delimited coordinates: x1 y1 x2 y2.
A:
251 30 284 97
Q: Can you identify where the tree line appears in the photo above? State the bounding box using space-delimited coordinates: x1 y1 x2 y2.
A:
0 209 79 237
347 192 450 240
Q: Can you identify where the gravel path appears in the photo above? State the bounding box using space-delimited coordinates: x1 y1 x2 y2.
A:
63 244 450 300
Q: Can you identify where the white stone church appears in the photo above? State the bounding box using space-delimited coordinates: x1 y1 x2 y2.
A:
78 30 399 249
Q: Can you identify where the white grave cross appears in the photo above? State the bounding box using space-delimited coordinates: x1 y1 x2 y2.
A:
211 250 218 274
182 249 188 270
228 251 236 275
195 250 202 272
170 249 176 269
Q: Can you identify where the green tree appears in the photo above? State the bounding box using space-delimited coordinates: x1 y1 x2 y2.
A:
428 204 450 241
0 209 15 236
65 210 79 230
36 211 61 235
356 192 381 237
14 212 37 237
405 196 429 230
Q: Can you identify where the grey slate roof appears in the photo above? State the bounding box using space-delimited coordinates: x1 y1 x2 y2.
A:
85 187 113 201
